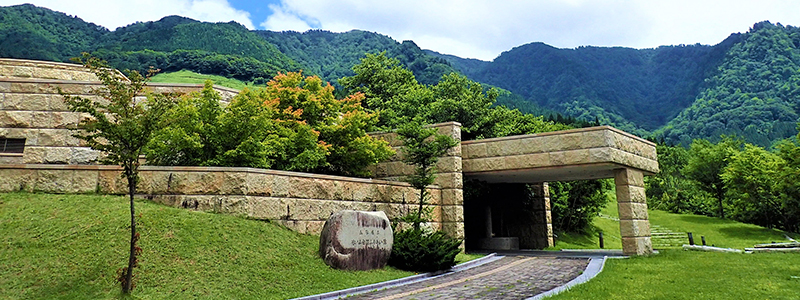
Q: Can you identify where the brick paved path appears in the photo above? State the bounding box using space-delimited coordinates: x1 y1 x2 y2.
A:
347 256 589 300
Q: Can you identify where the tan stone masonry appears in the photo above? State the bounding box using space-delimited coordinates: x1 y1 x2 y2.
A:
0 164 444 235
369 122 465 239
0 64 238 165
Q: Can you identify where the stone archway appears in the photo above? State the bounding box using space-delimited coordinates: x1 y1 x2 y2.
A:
461 127 659 256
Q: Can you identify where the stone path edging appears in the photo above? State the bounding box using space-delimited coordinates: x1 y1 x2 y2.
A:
292 253 503 300
526 256 608 300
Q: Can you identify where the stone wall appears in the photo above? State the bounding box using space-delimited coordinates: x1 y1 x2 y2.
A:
0 58 238 165
462 126 658 175
368 122 465 239
0 58 99 81
0 164 443 235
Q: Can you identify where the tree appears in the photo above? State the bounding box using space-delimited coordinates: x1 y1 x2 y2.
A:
682 136 742 218
339 52 422 129
147 72 394 177
722 144 786 229
61 54 177 293
549 180 610 233
775 131 800 232
389 119 461 273
645 143 710 214
260 71 394 176
396 120 458 228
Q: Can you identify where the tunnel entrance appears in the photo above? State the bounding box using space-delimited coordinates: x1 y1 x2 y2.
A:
464 182 553 251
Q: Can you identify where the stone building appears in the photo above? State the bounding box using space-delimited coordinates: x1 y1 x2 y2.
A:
0 58 659 255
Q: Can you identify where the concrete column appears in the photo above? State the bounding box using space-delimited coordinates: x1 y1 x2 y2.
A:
614 168 653 256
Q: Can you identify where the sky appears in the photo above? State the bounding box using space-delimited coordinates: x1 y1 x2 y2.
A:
3 0 800 61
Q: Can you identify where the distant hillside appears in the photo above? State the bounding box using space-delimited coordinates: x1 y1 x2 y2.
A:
657 22 800 147
258 29 459 85
0 4 108 62
432 39 740 134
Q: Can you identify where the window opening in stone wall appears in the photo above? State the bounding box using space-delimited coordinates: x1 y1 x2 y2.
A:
0 138 25 153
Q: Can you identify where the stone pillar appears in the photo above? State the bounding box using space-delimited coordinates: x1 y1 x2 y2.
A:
528 183 554 249
615 168 652 256
434 122 464 240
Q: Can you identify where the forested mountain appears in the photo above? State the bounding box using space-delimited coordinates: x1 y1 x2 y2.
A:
430 38 741 134
0 4 108 62
2 4 800 146
657 22 800 147
257 30 457 85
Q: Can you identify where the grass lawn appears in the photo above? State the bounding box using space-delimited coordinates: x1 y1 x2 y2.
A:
547 250 800 300
550 189 797 250
0 192 414 299
149 70 255 91
547 189 800 299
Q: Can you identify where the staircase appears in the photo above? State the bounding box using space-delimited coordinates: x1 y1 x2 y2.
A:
650 225 687 249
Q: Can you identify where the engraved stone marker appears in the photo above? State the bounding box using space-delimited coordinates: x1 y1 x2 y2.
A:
319 210 393 270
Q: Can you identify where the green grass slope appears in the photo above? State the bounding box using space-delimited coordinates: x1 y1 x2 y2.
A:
0 193 412 299
149 70 253 91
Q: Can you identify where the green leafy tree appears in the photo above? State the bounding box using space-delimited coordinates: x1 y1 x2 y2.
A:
645 143 710 214
147 72 393 177
396 120 458 228
549 180 610 233
147 82 329 171
775 131 800 232
390 120 460 273
61 54 177 293
339 52 421 128
722 144 786 229
682 137 742 218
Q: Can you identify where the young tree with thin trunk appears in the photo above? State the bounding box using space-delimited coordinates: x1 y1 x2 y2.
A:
396 119 457 229
61 54 177 293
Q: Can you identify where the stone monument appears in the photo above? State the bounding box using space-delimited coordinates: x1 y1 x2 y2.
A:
319 210 393 270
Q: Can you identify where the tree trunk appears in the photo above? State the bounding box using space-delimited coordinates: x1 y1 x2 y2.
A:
716 188 725 219
123 168 137 293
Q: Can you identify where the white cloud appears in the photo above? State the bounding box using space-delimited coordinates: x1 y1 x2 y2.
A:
7 0 800 61
257 0 800 60
0 0 255 30
260 4 312 32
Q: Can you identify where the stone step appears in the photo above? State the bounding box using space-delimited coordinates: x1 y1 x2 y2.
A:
652 232 685 236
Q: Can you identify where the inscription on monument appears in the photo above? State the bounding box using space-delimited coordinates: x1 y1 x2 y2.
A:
319 210 393 271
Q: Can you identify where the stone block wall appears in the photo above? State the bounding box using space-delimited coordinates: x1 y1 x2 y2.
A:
461 126 659 176
0 58 238 165
0 164 443 235
0 58 99 81
368 122 465 239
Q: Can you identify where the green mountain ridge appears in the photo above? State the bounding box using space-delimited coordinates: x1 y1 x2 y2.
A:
1 4 799 146
657 21 800 147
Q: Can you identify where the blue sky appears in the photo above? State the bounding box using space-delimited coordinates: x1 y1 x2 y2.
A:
2 0 800 61
227 0 281 29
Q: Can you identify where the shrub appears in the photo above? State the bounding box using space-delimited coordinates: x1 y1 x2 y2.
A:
388 228 461 272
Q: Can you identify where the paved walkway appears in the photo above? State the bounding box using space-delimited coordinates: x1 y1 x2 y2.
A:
346 256 589 300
